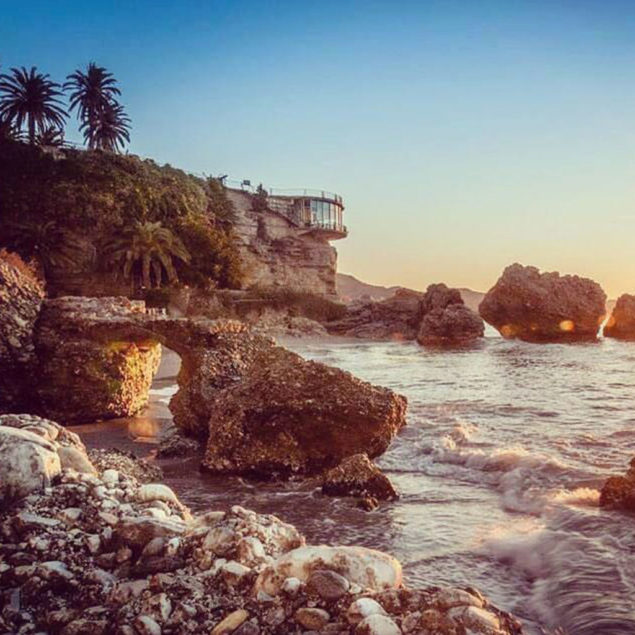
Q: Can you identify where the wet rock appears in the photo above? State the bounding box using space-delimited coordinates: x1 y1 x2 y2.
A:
0 250 44 413
604 294 635 340
256 545 402 596
321 454 398 501
200 340 407 476
600 458 635 511
418 303 484 346
479 263 606 342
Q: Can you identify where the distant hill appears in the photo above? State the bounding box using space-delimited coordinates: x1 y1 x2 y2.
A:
336 273 485 312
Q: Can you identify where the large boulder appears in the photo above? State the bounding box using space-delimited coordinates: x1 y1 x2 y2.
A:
600 458 635 511
479 264 606 342
0 414 93 503
604 294 635 340
417 283 484 346
196 339 407 476
326 288 423 340
0 251 45 413
34 297 162 423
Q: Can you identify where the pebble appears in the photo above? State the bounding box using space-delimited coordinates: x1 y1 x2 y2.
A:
210 609 249 634
135 615 162 635
348 598 387 624
355 614 401 635
102 469 119 486
295 607 330 630
307 569 350 601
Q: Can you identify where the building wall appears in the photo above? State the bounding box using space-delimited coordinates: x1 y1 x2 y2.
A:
226 189 338 296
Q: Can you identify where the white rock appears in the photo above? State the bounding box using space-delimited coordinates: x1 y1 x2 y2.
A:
256 545 402 596
0 426 61 502
282 576 301 595
58 446 97 475
435 587 484 609
447 605 502 633
348 598 388 624
86 534 101 554
60 507 82 522
137 483 180 505
222 560 251 585
355 614 401 635
102 469 120 486
135 615 162 635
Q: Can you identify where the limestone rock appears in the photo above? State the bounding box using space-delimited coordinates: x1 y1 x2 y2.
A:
0 251 44 413
321 454 398 501
604 294 635 340
199 342 407 476
327 288 423 340
416 283 484 346
35 297 162 423
600 458 635 511
479 264 606 342
255 545 402 596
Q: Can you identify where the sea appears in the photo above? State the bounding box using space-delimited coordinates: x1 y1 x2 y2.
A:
78 332 635 635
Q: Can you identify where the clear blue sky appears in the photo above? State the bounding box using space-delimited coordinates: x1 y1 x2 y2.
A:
2 0 634 296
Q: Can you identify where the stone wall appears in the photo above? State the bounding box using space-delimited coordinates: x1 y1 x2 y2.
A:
226 189 338 296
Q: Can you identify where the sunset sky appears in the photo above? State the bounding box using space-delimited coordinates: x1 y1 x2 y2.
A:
2 0 634 297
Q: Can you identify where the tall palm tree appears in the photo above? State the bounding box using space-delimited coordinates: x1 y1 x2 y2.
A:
81 100 130 152
36 125 65 147
64 62 121 127
0 114 16 141
103 221 190 288
65 62 130 152
0 67 67 144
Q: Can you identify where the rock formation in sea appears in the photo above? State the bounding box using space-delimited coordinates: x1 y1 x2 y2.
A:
603 294 635 340
417 283 484 346
600 458 635 511
199 343 408 476
479 263 606 342
327 288 423 340
321 453 398 502
0 251 45 414
0 414 523 634
35 297 162 423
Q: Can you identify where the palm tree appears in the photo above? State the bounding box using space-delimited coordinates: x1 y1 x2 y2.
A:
36 125 64 147
103 221 190 288
65 62 130 152
81 100 130 152
64 62 121 128
0 114 16 141
0 67 67 144
3 220 85 276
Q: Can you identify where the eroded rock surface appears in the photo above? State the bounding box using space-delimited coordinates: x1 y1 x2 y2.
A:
417 283 484 346
604 294 635 340
479 264 606 342
0 419 523 635
0 252 44 413
600 458 635 511
327 289 423 340
322 453 398 501
199 343 408 477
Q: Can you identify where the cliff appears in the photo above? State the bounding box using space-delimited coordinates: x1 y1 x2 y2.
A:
227 189 338 297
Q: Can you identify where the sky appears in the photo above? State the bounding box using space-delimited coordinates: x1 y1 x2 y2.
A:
1 0 634 296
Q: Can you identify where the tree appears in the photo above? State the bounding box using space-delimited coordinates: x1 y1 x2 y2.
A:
81 100 130 152
2 219 85 276
36 125 64 147
65 63 130 152
0 67 67 144
103 221 190 288
0 114 16 141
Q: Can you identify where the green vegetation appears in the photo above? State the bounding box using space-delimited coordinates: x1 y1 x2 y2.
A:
0 141 244 291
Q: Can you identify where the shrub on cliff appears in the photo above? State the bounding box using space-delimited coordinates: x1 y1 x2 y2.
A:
0 141 244 291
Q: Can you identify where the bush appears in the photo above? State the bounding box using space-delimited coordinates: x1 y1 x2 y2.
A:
144 287 172 308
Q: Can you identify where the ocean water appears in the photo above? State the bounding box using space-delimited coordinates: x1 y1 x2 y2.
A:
86 336 635 635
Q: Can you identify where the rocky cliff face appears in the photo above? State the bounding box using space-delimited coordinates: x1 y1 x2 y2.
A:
227 189 338 296
0 252 45 413
34 297 162 424
603 294 635 340
479 264 606 342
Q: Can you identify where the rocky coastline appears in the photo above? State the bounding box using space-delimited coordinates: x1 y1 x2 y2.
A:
0 414 523 635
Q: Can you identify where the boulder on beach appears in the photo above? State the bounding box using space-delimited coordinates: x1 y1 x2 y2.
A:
603 294 635 340
0 417 523 635
600 458 635 511
198 341 407 477
417 283 484 346
321 453 398 501
0 251 45 413
479 264 606 342
326 288 423 340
